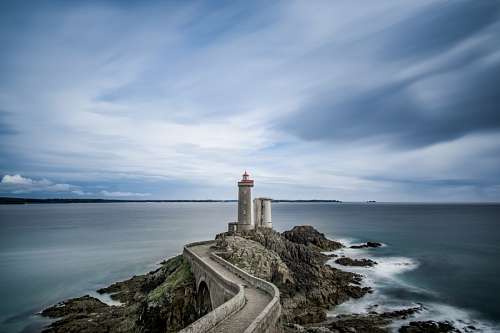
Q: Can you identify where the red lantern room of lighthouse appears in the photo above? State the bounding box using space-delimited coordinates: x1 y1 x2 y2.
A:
238 171 254 186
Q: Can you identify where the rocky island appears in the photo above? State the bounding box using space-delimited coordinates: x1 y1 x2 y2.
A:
40 225 461 333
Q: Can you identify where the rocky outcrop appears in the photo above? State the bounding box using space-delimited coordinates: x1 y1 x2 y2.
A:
282 225 343 251
335 257 377 267
41 296 135 333
41 255 200 333
215 235 294 286
350 242 382 249
285 306 423 333
399 321 462 333
41 225 455 333
216 227 371 325
41 295 108 318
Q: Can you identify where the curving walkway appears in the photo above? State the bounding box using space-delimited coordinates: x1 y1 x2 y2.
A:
189 243 272 333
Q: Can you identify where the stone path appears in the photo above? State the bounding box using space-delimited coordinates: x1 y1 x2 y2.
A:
190 243 271 333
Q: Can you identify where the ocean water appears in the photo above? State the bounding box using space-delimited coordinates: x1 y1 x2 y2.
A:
0 202 499 332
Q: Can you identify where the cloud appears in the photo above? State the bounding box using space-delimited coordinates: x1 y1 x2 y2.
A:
0 1 499 201
282 1 500 148
0 174 81 194
380 1 499 60
71 189 92 196
1 174 34 185
100 190 150 197
0 174 151 198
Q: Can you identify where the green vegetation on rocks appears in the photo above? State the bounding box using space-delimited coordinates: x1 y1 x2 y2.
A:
41 255 200 333
148 258 193 304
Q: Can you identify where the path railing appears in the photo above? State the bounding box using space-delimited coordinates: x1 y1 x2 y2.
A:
211 252 281 333
178 240 281 333
179 241 245 333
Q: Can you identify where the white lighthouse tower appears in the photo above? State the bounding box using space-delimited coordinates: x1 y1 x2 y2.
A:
237 171 254 231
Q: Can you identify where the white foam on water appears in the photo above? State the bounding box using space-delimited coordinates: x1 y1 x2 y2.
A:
328 254 420 288
330 287 421 317
326 251 499 332
329 262 421 314
89 291 123 307
327 254 422 316
388 302 500 333
334 237 359 248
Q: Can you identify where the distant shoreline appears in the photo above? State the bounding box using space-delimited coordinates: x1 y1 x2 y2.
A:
2 197 497 205
0 197 342 205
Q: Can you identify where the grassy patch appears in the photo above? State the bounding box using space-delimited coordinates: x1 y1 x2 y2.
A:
148 257 193 303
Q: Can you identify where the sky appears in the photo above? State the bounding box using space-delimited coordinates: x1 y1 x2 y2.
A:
1 0 500 201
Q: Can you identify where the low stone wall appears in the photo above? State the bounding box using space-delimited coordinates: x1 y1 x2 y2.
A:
179 242 246 333
211 252 282 333
179 240 282 333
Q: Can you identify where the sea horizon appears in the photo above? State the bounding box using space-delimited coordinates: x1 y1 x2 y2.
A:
1 202 500 332
1 197 500 205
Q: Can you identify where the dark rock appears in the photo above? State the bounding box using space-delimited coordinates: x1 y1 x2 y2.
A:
335 257 377 267
350 242 382 249
282 306 424 332
376 306 423 321
399 320 461 333
305 306 424 333
282 225 344 251
306 328 334 333
293 307 327 325
41 295 108 318
283 323 307 332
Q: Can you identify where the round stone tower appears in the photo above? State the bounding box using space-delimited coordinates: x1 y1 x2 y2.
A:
261 198 272 228
254 197 272 229
237 171 254 231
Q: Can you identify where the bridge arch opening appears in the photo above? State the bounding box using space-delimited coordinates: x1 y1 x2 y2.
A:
197 280 213 317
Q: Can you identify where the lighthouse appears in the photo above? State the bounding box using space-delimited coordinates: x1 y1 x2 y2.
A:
227 171 272 233
237 171 254 230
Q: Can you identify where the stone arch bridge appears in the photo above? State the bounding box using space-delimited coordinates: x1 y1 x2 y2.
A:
179 240 281 333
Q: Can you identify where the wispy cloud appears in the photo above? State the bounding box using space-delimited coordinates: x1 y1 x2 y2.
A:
100 190 150 198
0 174 151 198
0 1 499 201
0 174 80 194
